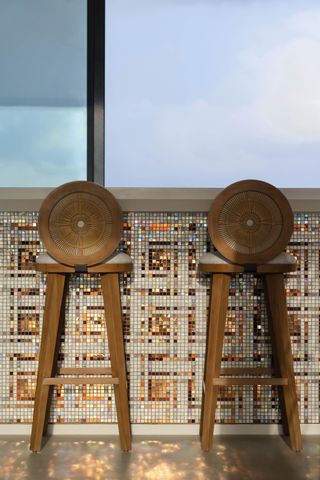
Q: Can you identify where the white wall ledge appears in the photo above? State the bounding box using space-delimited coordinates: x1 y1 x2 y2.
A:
0 188 320 211
0 424 319 435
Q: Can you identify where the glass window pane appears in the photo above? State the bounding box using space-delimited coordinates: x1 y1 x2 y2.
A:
0 0 87 186
106 0 320 187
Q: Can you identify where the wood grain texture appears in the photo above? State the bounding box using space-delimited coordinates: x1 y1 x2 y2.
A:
208 179 294 265
43 377 119 385
264 276 289 436
264 274 302 452
101 273 132 451
30 266 132 452
200 269 302 453
200 273 231 451
220 367 273 375
30 273 68 452
58 367 112 375
212 378 288 386
38 181 123 267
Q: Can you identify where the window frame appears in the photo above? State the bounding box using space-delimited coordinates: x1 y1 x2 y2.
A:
0 0 318 206
100 0 320 190
87 0 105 185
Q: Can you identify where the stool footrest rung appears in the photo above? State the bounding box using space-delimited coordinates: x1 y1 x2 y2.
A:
213 377 288 386
58 367 112 375
43 376 119 385
220 367 273 376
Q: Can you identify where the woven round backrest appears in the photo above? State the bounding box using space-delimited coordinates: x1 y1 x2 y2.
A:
38 181 122 266
208 180 293 265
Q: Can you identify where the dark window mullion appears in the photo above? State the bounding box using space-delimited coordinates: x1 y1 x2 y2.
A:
87 0 105 185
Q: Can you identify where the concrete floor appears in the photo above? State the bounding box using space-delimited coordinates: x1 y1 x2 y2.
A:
0 435 319 480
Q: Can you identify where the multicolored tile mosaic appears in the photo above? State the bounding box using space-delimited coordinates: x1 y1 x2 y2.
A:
0 211 319 424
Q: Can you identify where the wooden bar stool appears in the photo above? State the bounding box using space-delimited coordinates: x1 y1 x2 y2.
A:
199 180 302 453
30 181 132 452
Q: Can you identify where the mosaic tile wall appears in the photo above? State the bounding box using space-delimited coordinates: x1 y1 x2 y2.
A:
0 211 319 424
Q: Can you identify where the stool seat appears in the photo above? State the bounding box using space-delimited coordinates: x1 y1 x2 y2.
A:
199 251 297 273
35 252 133 273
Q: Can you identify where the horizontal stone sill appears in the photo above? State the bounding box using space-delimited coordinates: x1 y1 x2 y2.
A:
0 188 319 211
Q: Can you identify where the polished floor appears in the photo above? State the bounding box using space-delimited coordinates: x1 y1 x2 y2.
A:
0 435 319 480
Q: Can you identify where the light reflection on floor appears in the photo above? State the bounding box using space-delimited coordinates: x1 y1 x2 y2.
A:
0 436 318 480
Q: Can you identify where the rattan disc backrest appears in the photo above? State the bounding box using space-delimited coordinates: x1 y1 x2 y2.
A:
38 181 122 267
208 179 293 265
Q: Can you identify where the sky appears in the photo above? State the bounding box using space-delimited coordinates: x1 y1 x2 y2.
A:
0 0 86 186
106 0 320 187
0 0 320 187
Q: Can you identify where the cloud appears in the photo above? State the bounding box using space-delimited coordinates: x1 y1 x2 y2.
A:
0 106 86 186
238 23 320 142
107 4 320 186
288 9 320 38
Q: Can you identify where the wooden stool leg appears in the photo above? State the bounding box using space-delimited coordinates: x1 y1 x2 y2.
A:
30 273 68 452
101 273 131 451
264 278 289 437
264 274 302 452
201 273 230 451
